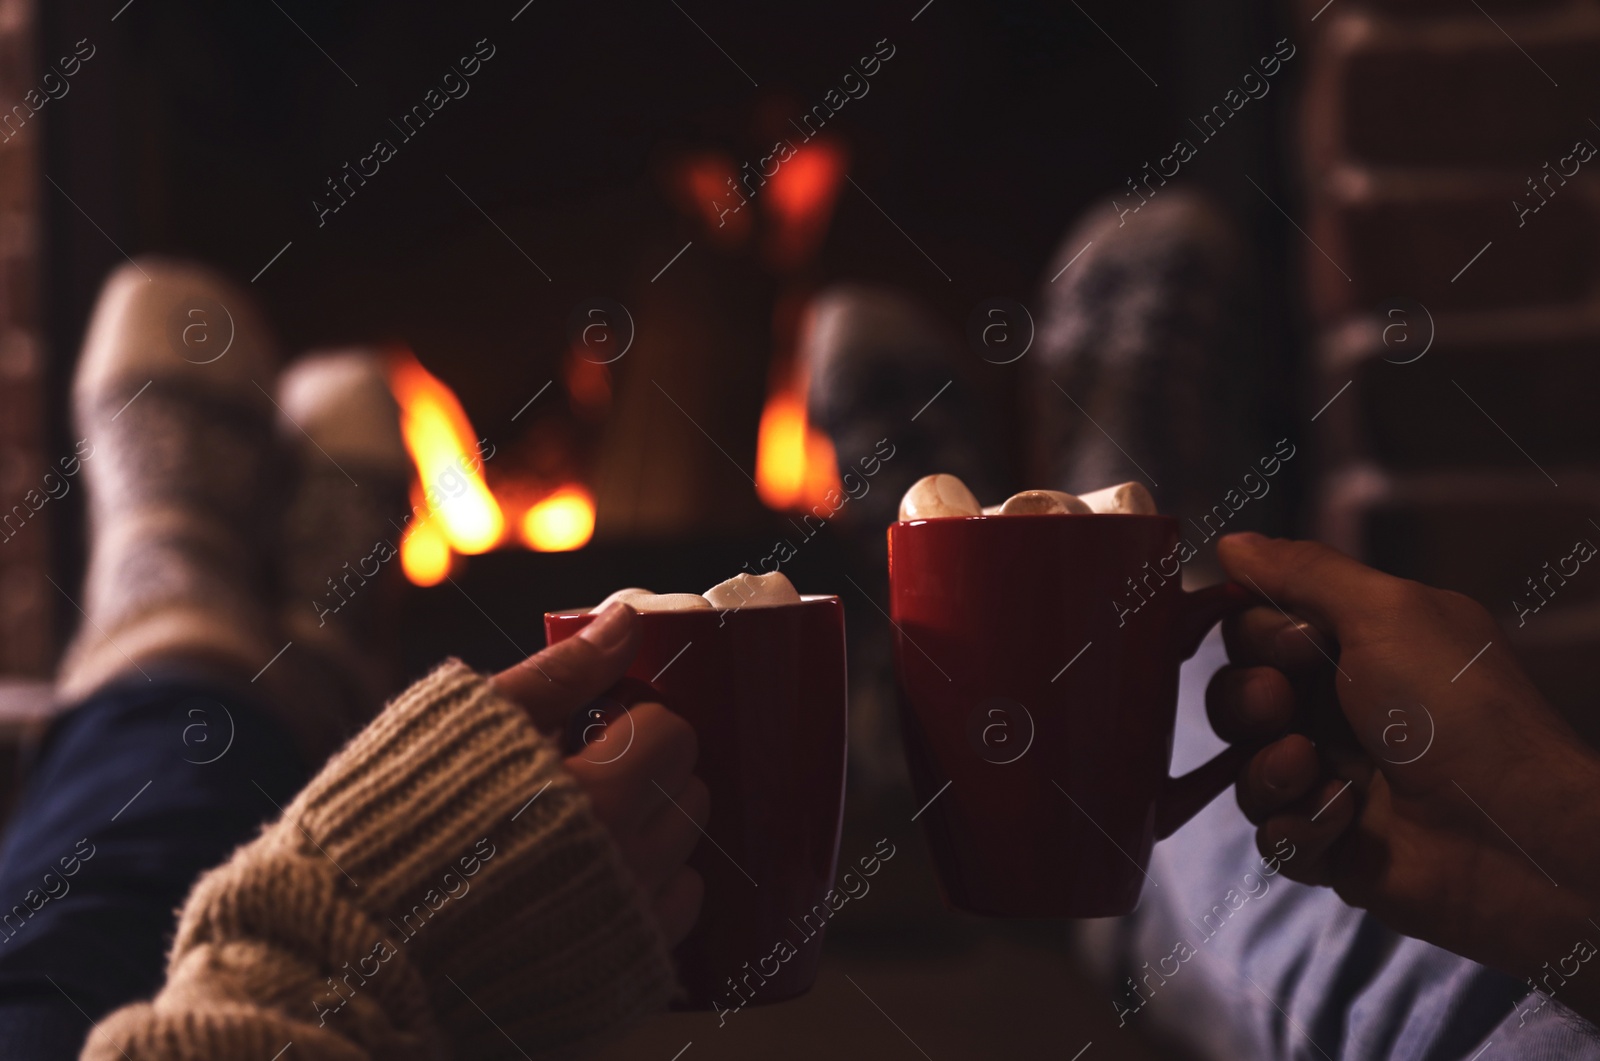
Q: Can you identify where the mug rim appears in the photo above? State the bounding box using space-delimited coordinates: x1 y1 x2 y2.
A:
545 593 841 622
892 513 1174 528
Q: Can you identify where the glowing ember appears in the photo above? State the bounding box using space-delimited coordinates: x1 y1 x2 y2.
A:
521 485 597 552
388 350 504 556
681 152 750 242
756 388 840 511
765 141 847 268
564 348 613 416
766 141 846 228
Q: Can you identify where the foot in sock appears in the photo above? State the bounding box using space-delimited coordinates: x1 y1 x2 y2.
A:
1027 190 1267 544
274 348 411 736
58 259 288 706
59 262 411 766
800 284 998 532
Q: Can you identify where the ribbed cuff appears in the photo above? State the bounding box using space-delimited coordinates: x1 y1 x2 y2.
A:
84 660 674 1061
283 659 677 1056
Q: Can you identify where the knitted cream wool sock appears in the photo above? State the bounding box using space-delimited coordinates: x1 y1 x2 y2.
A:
56 259 288 705
273 349 412 742
84 661 676 1061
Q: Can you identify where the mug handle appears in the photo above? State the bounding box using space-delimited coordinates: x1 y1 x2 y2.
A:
1153 581 1260 840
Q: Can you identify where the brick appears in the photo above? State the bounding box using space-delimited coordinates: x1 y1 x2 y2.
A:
0 446 41 499
0 154 32 217
0 384 37 446
2 255 34 329
0 211 33 260
1304 167 1600 320
1302 10 1600 170
0 565 49 675
0 333 38 446
1316 315 1600 471
0 516 48 567
0 326 36 377
0 448 49 558
0 0 47 680
1318 470 1600 619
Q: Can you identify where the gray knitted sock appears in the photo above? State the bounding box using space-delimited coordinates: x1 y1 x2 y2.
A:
1029 190 1262 526
57 259 288 703
801 284 999 530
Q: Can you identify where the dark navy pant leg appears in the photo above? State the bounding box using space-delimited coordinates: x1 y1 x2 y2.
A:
0 673 309 1059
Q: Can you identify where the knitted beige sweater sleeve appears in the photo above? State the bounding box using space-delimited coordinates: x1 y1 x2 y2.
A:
81 659 677 1061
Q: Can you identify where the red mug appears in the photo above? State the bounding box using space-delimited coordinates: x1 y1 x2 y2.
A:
887 513 1255 917
545 596 848 1009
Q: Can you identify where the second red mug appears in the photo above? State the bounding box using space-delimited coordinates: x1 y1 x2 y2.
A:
546 595 848 1009
888 513 1254 917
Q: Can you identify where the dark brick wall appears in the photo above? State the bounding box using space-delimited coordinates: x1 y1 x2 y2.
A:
1301 0 1600 733
0 0 53 678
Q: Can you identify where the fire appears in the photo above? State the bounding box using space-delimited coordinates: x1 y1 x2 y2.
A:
765 141 847 269
766 141 846 229
388 350 504 555
399 483 453 587
521 485 596 552
386 349 599 584
679 151 751 244
755 387 840 511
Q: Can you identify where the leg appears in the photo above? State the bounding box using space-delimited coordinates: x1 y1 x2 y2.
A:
0 262 407 1059
0 673 306 1058
1027 189 1284 578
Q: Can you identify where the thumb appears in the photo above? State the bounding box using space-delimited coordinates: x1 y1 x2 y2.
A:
1217 533 1405 641
492 602 642 732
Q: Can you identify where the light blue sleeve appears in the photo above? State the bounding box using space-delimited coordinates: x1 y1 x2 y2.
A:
1071 629 1600 1061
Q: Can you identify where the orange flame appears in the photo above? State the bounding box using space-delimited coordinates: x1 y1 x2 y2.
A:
679 152 751 245
767 141 846 228
388 350 504 556
755 387 840 511
520 485 596 552
399 483 453 587
387 350 599 584
765 141 847 268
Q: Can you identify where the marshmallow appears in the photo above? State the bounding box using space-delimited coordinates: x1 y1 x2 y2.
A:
899 474 982 521
704 571 802 611
594 587 653 610
997 489 1092 516
592 587 712 612
1079 481 1158 515
632 593 714 611
981 504 1004 515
